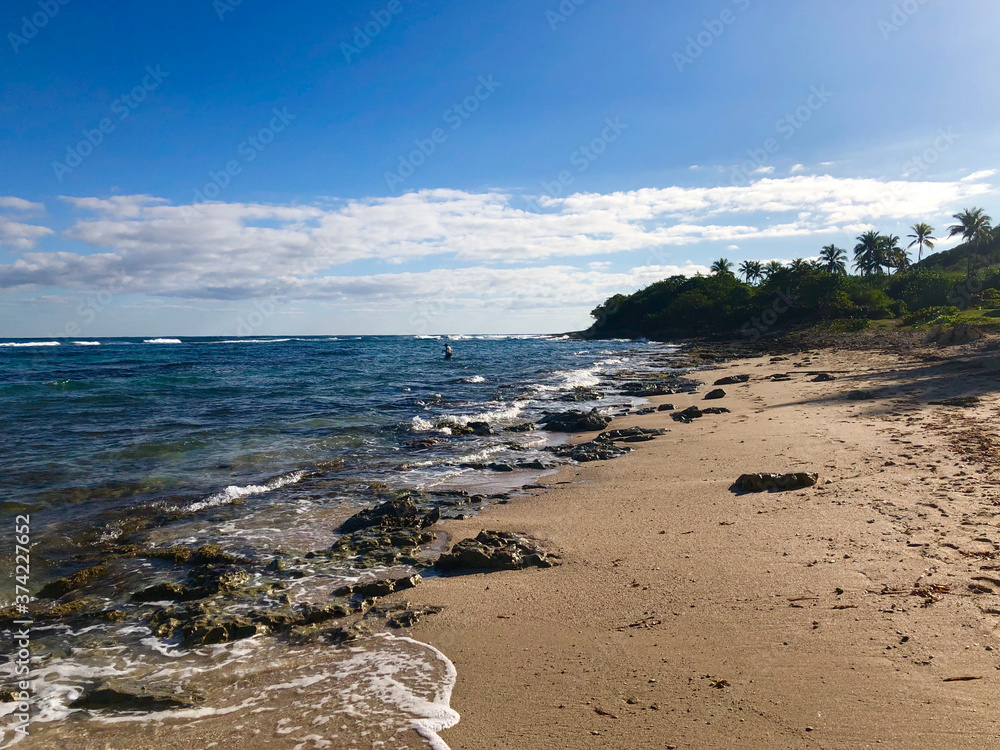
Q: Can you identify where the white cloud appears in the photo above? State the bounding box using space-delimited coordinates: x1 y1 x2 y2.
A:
0 175 993 297
753 166 775 175
0 197 44 212
789 164 806 174
961 169 998 182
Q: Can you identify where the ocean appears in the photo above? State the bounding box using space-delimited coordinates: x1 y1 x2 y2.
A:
0 334 682 748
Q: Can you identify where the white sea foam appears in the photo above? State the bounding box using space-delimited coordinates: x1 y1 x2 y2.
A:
186 471 306 513
461 375 486 383
0 341 59 347
143 338 182 344
414 335 441 340
72 341 101 346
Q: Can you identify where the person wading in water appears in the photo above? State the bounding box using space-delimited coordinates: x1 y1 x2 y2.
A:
443 343 453 360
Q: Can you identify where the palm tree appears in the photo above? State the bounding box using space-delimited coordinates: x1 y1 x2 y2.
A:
788 258 811 274
819 244 847 274
853 230 884 276
907 223 936 264
764 260 785 278
710 258 734 276
880 234 906 274
948 207 993 246
739 260 763 284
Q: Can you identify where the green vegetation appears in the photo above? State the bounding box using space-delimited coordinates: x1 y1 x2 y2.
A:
587 207 1000 341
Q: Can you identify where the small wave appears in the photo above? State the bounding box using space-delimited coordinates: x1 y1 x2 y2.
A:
143 338 182 344
73 341 101 346
414 335 441 340
186 471 306 512
216 338 292 344
0 341 59 347
461 375 486 383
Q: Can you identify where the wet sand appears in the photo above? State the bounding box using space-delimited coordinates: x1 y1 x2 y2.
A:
404 343 1000 748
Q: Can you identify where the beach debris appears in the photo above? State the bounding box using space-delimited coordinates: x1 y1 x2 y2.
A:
69 679 201 712
714 374 749 386
436 530 557 573
811 373 836 382
767 373 792 381
538 408 611 433
942 676 983 682
929 396 981 407
594 707 619 719
704 388 727 400
846 390 878 401
710 679 730 689
732 473 819 493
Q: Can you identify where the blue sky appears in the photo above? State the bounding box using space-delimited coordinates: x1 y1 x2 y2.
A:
1 0 998 336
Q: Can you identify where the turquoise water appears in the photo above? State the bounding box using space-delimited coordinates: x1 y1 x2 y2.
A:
0 334 679 748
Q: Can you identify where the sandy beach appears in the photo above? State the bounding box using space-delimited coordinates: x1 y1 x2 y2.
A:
402 341 1000 749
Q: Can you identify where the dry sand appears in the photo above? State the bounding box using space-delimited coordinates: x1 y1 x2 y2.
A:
402 343 1000 749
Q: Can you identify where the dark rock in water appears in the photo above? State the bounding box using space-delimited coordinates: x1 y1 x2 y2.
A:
518 459 558 470
37 564 109 600
467 421 494 436
301 600 353 624
714 375 750 386
190 545 249 565
539 409 611 433
186 565 251 597
929 396 981 407
657 403 676 412
846 390 877 401
487 463 515 472
732 473 819 493
704 389 727 400
69 679 200 711
560 387 604 402
436 530 557 573
327 620 373 643
333 574 422 599
671 406 703 423
329 526 435 568
132 582 187 603
387 605 444 629
338 496 439 534
811 373 836 382
506 422 536 432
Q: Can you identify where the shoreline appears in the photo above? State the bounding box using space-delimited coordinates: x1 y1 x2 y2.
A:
402 339 1000 748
